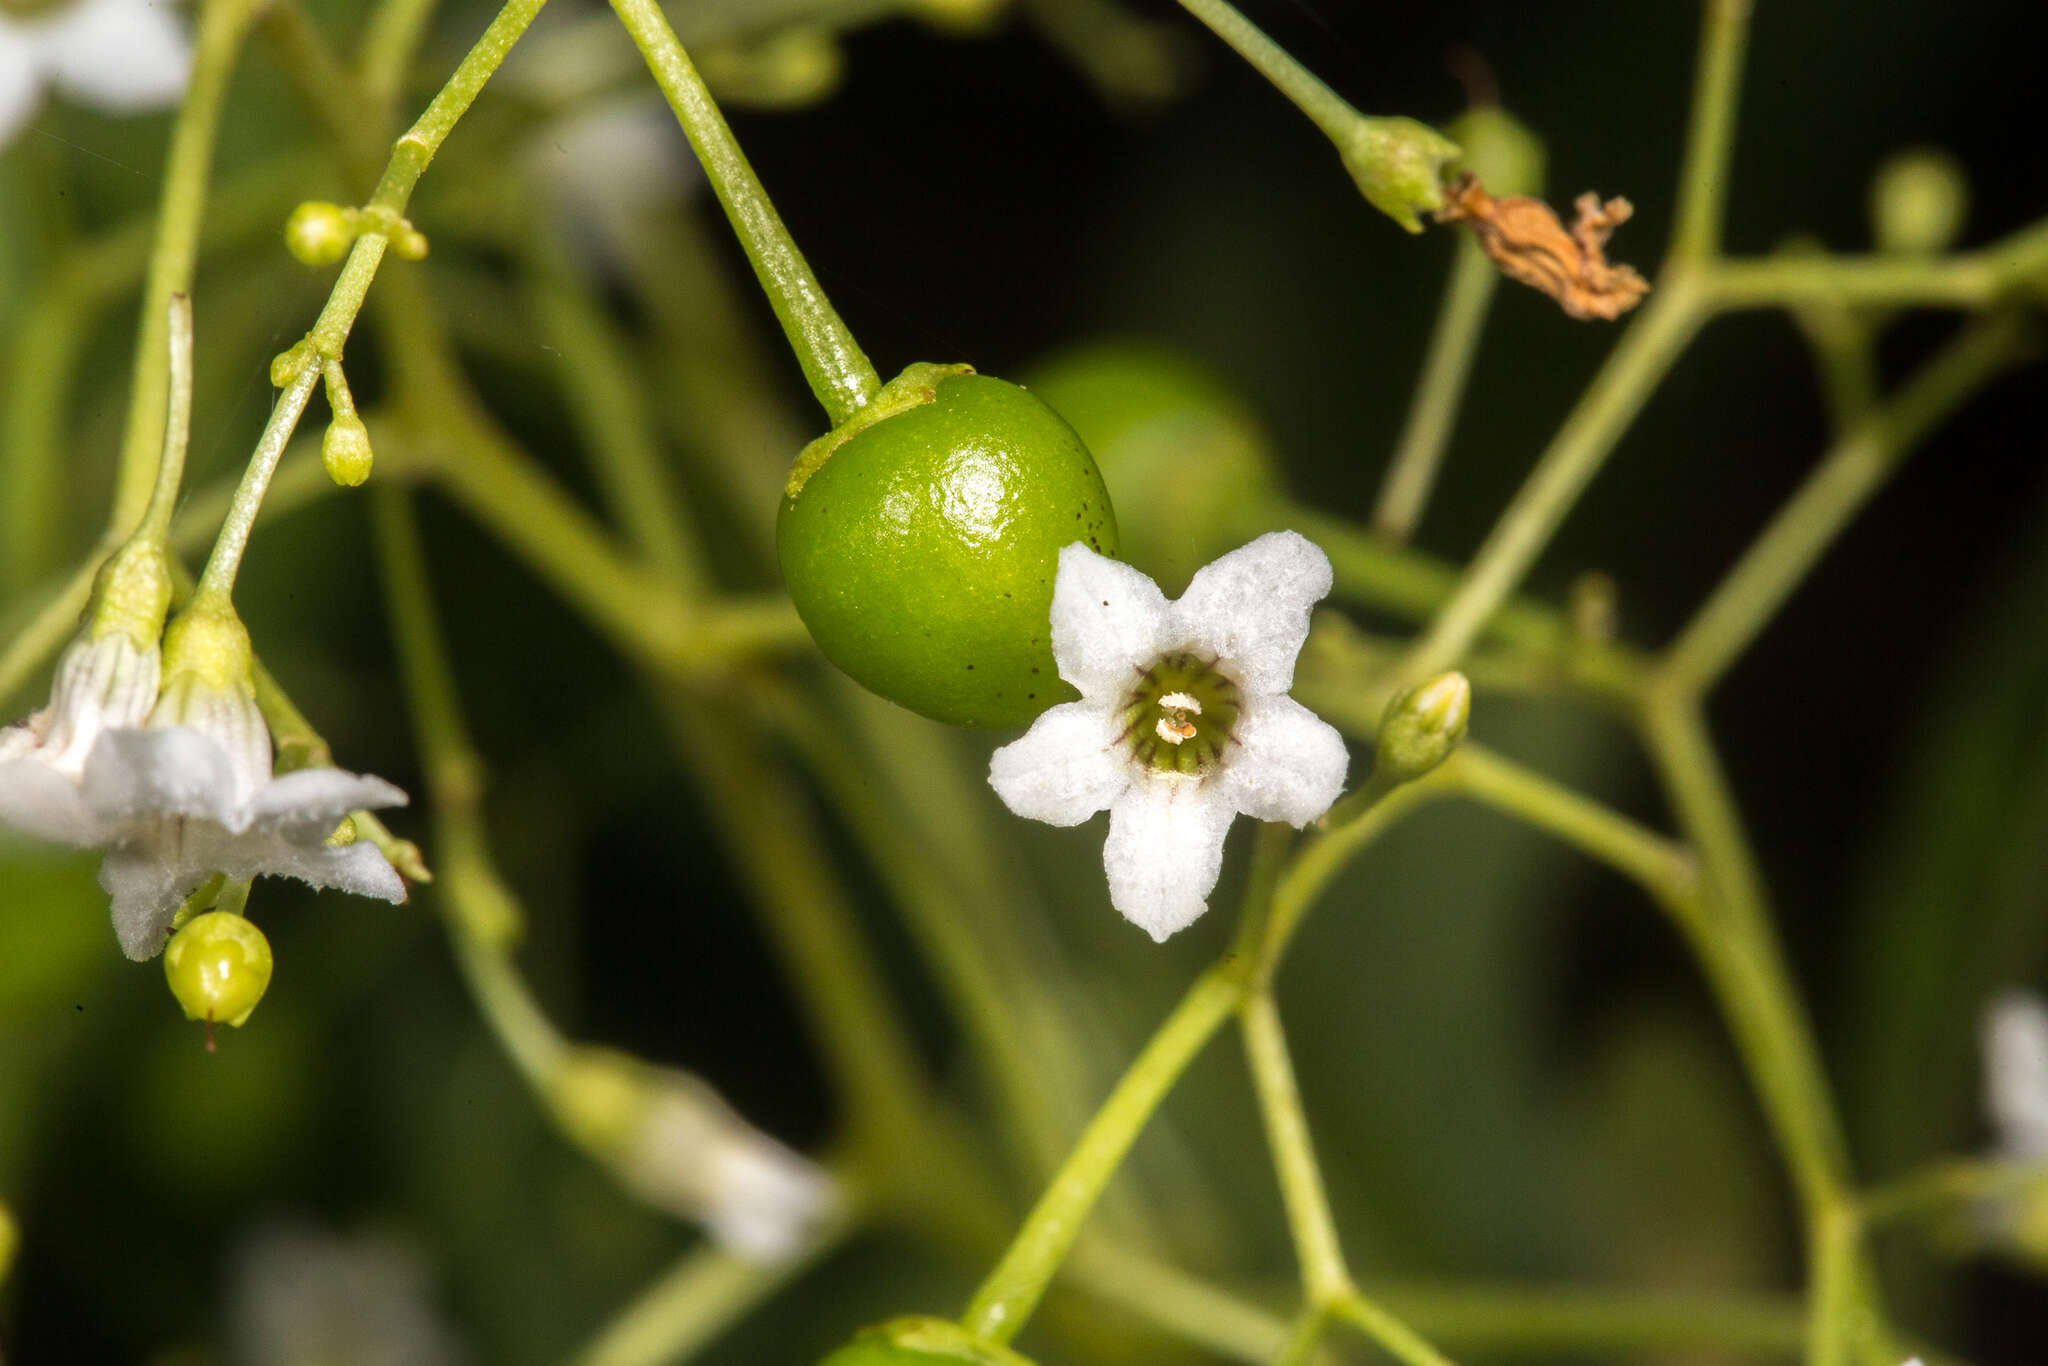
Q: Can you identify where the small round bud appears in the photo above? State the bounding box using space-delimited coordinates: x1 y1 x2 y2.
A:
391 225 430 261
164 910 274 1031
1870 149 1968 255
1375 671 1471 784
698 27 844 110
285 201 357 266
817 1318 1037 1366
270 340 315 390
1447 105 1545 199
1340 116 1463 234
323 414 374 487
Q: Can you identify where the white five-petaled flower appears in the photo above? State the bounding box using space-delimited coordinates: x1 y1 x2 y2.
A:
0 0 191 150
1984 989 2048 1161
989 532 1349 941
86 668 408 961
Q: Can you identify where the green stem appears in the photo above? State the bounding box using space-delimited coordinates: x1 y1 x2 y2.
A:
1060 1239 1293 1364
360 0 443 112
1666 0 1754 264
1240 994 1352 1305
959 964 1242 1345
2 275 94 591
608 0 880 425
1373 1281 1804 1356
190 366 322 602
1330 1292 1459 1366
1706 215 2048 310
1399 282 1705 680
1807 1204 1860 1366
1857 1156 2046 1230
1373 240 1501 541
1171 0 1358 146
137 295 195 546
107 0 263 543
1663 312 2028 691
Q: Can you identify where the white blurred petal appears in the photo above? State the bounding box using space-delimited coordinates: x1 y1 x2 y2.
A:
0 33 42 149
41 0 190 112
0 756 105 843
1171 530 1332 696
988 701 1126 826
82 725 243 827
220 835 407 906
251 768 409 840
1985 990 2048 1160
1048 541 1168 697
100 837 212 960
701 1132 838 1262
1223 696 1349 827
1102 779 1234 941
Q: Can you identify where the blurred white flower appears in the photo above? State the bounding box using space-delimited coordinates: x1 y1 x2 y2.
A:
88 669 407 960
0 629 161 843
0 0 190 149
524 92 699 272
1984 989 2048 1161
553 1046 839 1262
227 1220 467 1366
989 532 1349 941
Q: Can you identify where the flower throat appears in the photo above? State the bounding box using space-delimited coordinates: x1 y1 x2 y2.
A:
1118 651 1240 776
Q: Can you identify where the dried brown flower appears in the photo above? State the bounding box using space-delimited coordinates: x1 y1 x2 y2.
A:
1434 172 1651 321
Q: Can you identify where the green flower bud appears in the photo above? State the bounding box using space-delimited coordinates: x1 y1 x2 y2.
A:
323 414 374 487
164 910 274 1032
270 340 315 390
818 1319 1037 1366
285 201 358 266
1339 116 1462 234
1022 342 1278 594
1375 671 1470 784
391 225 431 261
1447 105 1545 199
1870 148 1968 255
778 364 1118 728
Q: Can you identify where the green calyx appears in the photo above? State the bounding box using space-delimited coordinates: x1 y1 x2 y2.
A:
817 1317 1037 1366
1375 671 1471 784
1340 116 1463 233
85 537 174 652
777 366 1119 729
1118 652 1240 776
159 597 255 693
786 362 977 499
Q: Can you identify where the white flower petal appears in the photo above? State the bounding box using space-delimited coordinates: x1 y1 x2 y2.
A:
1171 531 1332 696
100 838 213 960
988 700 1127 826
41 0 191 113
0 756 106 843
36 632 161 775
1049 542 1170 697
251 768 409 841
218 835 407 905
1984 990 2048 1160
1222 695 1349 827
701 1132 838 1262
1102 779 1235 941
148 675 271 812
0 33 43 160
82 725 244 828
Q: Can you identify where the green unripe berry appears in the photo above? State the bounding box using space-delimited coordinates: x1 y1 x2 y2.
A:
1023 342 1278 594
778 365 1118 728
817 1319 1036 1366
1870 148 1968 255
164 911 274 1030
1447 105 1545 199
323 414 374 487
285 201 357 266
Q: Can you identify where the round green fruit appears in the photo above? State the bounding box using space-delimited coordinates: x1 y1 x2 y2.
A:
164 910 274 1029
778 365 1117 728
816 1318 1035 1366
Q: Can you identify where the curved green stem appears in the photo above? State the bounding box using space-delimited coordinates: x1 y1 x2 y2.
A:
609 0 880 425
1241 994 1353 1306
1171 0 1356 146
1706 215 2048 310
959 964 1241 1345
136 295 195 546
190 366 321 602
1374 240 1501 541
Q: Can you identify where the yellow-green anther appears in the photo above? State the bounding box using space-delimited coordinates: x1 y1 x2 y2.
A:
1375 670 1471 784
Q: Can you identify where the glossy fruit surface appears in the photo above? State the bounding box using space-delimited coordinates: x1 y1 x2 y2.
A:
163 910 274 1028
778 369 1117 728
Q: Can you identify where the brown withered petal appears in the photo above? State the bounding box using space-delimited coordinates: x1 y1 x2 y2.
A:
1434 173 1651 321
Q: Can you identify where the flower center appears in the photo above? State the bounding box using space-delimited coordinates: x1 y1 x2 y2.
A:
1119 652 1240 776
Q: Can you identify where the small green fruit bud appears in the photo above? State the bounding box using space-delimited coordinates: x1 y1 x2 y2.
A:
1447 105 1545 199
1375 671 1471 783
285 201 357 266
1870 148 1968 255
1340 116 1463 234
270 340 315 389
817 1319 1037 1366
323 414 374 487
164 910 274 1031
391 225 430 261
